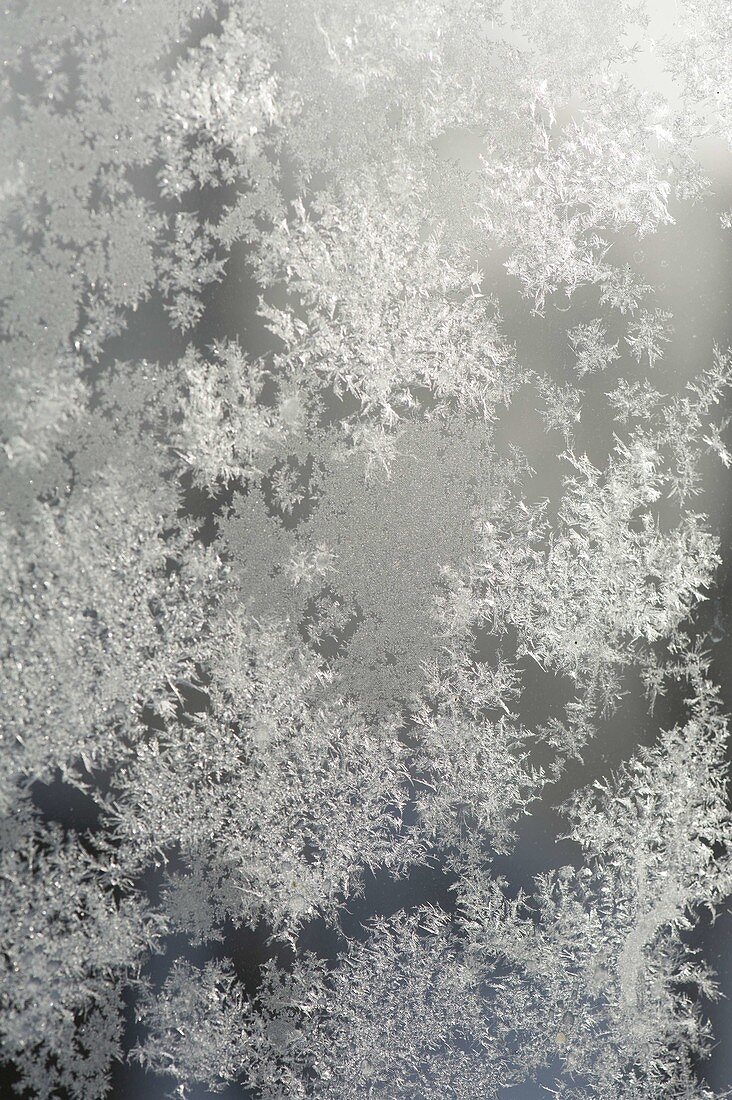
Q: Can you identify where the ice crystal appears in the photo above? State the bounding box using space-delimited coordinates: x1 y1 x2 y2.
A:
1 1 731 1097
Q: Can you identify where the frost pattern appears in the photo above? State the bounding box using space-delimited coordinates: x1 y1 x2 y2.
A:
1 1 731 1098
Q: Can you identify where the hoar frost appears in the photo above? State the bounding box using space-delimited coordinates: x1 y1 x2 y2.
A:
0 1 731 1098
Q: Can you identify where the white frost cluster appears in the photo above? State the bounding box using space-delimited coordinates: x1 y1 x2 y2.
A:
0 1 731 1098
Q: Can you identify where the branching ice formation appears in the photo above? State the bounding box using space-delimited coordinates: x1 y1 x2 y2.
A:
1 1 731 1097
